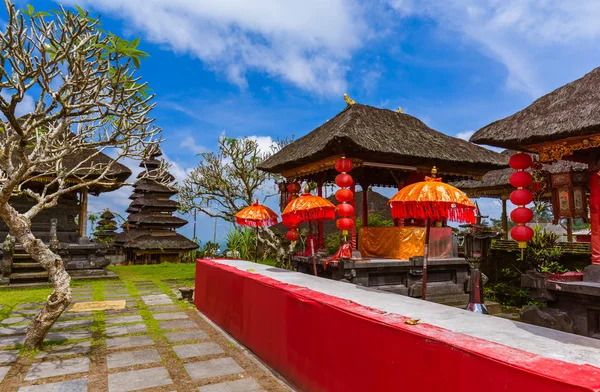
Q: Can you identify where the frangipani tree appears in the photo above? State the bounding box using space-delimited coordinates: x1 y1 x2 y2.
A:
0 1 160 348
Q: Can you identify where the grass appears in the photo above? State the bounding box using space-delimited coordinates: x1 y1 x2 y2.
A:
108 263 196 281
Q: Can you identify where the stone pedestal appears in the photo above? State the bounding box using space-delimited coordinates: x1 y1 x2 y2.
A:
583 264 600 282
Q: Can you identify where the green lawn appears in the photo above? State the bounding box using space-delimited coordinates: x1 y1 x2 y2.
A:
108 262 196 281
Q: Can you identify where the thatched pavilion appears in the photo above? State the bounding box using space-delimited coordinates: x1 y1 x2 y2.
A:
471 67 600 271
260 98 507 258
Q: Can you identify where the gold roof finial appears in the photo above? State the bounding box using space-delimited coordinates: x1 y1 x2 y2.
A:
397 107 403 113
431 166 437 177
344 93 356 106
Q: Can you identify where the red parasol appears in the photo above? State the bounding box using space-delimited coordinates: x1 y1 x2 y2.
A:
389 169 476 299
282 192 336 275
235 201 279 262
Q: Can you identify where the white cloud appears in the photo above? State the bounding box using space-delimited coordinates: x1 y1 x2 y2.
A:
247 135 275 155
64 0 368 96
456 130 474 140
388 0 600 97
179 135 208 155
0 92 35 118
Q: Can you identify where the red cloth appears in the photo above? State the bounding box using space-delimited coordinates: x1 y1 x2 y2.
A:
195 259 600 392
590 172 600 264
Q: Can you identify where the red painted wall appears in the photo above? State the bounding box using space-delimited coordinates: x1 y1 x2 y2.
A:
195 259 600 392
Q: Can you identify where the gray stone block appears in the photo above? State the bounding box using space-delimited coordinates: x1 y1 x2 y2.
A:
106 323 147 337
142 294 173 305
18 378 88 392
36 341 92 358
0 365 9 383
584 264 600 283
159 320 198 331
184 357 244 381
173 342 223 359
50 319 94 330
108 366 172 392
164 330 209 343
106 335 154 350
58 312 94 321
104 308 139 316
25 357 90 380
0 335 24 347
46 329 92 342
107 348 161 369
0 325 28 335
153 312 189 321
105 315 143 325
0 349 18 364
16 302 45 309
149 305 181 313
198 378 263 392
2 316 31 324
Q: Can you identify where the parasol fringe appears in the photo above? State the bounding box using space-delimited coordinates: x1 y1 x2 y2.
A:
235 217 279 227
391 202 475 224
282 208 335 226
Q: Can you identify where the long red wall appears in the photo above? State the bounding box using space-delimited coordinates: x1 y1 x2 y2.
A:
195 259 600 392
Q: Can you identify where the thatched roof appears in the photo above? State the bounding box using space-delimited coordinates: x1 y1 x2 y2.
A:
127 213 188 228
131 179 177 195
130 196 178 210
122 233 198 251
451 150 587 198
259 103 507 183
471 67 600 150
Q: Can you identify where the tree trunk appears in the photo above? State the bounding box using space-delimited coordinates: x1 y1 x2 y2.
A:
0 204 71 349
258 227 294 269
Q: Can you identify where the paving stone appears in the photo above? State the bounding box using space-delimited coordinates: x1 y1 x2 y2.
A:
198 378 263 392
0 335 24 347
105 308 139 316
36 341 92 358
106 335 154 350
159 320 198 331
46 329 92 341
0 325 28 335
58 312 94 321
11 309 39 316
173 342 223 359
16 302 45 309
153 312 189 321
149 305 181 313
25 357 90 380
184 357 243 381
142 294 173 305
0 366 9 383
0 349 19 363
106 323 147 337
164 330 209 343
108 366 172 392
105 315 143 325
18 378 88 392
2 316 31 324
51 319 93 330
107 348 161 369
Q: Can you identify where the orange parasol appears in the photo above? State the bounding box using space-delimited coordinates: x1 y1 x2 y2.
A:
235 201 279 262
389 168 476 300
282 192 336 275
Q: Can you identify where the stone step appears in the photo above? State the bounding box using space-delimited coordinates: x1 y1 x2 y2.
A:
13 253 33 259
12 263 45 273
10 271 49 284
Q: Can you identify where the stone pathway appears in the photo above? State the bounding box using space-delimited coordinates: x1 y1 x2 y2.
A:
0 280 292 392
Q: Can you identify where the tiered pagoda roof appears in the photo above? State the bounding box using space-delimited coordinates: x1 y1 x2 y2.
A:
94 210 118 243
115 147 197 253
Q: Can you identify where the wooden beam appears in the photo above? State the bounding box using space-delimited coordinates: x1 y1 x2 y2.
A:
78 189 88 237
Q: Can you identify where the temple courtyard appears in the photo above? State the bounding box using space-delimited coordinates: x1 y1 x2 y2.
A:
0 265 290 392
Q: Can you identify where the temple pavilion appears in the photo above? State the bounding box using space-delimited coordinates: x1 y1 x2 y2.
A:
115 147 198 264
259 97 507 304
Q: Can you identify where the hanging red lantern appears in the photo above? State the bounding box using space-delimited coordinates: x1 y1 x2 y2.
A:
335 157 353 173
532 181 542 193
336 218 355 231
336 203 355 217
284 213 301 228
335 189 354 203
509 171 533 188
335 173 354 188
510 189 534 206
509 153 533 170
511 207 534 224
286 229 300 242
287 182 301 194
511 225 534 243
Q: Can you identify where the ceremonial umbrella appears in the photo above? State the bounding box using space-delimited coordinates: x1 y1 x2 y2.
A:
282 192 336 276
389 169 476 300
235 201 279 262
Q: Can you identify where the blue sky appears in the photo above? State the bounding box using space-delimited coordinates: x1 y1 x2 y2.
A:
8 0 600 244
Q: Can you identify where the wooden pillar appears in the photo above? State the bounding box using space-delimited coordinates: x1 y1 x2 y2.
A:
78 189 88 237
566 218 573 244
317 183 325 250
351 182 357 250
589 171 600 264
361 183 369 227
501 196 509 240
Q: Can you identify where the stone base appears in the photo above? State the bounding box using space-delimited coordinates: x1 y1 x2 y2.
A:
583 264 600 282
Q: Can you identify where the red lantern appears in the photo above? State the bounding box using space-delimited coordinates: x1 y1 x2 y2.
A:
287 182 301 194
335 189 354 203
286 229 300 242
511 207 534 224
510 189 533 206
336 218 354 231
336 203 354 217
509 153 533 170
509 171 533 188
532 181 542 193
511 225 534 243
284 213 301 228
335 157 352 173
335 173 354 188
